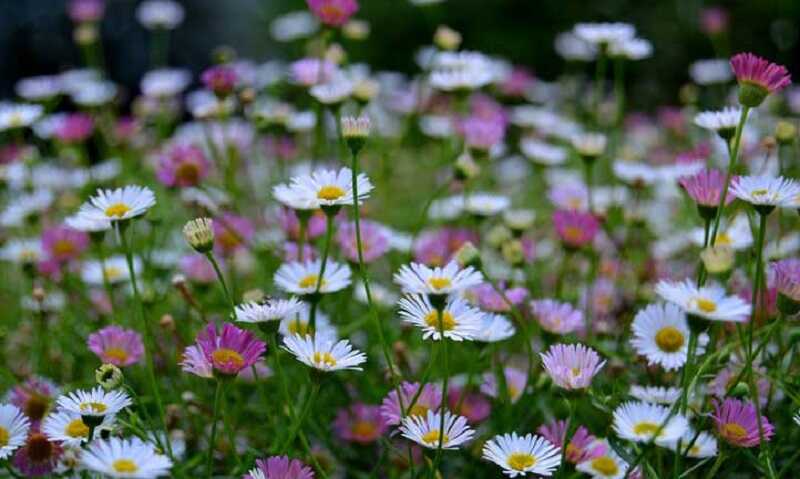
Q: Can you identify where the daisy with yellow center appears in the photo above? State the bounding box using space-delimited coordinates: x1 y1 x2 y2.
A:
630 303 692 371
612 401 688 444
274 259 352 296
76 185 156 224
394 261 483 296
398 294 483 341
482 432 562 477
283 334 366 372
273 167 373 210
0 404 30 459
42 410 111 447
655 279 751 323
56 387 132 420
82 437 172 478
400 410 474 450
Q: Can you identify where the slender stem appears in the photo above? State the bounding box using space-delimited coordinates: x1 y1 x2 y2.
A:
206 379 223 479
583 159 595 214
205 251 236 319
594 49 607 126
614 57 626 127
703 449 726 479
297 216 308 262
280 381 320 451
557 397 576 477
709 107 750 246
309 214 334 331
431 321 449 478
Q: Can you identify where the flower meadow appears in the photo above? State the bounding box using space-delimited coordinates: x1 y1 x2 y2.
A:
3 1 800 478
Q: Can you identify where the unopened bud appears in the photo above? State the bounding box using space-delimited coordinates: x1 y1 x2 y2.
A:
701 245 734 275
504 209 536 232
454 241 481 269
434 25 461 51
183 217 215 253
343 19 370 41
486 225 512 248
341 115 370 155
776 120 797 145
454 153 480 180
96 363 123 390
32 287 46 303
74 23 98 45
159 314 174 331
501 239 526 266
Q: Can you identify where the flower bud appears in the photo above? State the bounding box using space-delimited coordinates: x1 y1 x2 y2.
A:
352 79 379 104
96 363 123 390
454 241 481 269
775 120 797 145
454 153 480 181
504 209 536 232
434 25 461 51
501 239 526 266
700 245 734 275
159 314 175 331
486 225 512 248
341 115 371 155
343 19 370 41
183 217 215 253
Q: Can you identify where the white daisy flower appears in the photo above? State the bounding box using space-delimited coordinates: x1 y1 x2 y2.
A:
520 138 568 166
473 313 516 343
140 69 191 98
274 259 352 295
400 410 474 450
694 107 742 134
0 404 30 459
463 193 511 217
309 77 354 104
82 437 173 478
42 410 111 446
428 195 465 221
689 214 752 250
72 80 117 107
57 387 132 420
655 279 751 322
482 432 561 477
612 161 661 186
629 303 691 371
574 22 635 46
576 445 630 479
554 31 597 62
235 297 303 324
661 429 718 458
136 0 185 30
612 401 688 444
689 59 733 85
353 282 399 307
274 168 373 210
0 103 44 131
282 334 366 372
608 38 652 60
629 385 682 405
398 294 484 341
429 51 494 92
0 189 54 227
77 186 156 223
730 175 800 208
394 261 484 296
15 75 63 101
270 10 318 42
278 305 337 342
82 256 141 285
571 133 607 157
0 238 44 264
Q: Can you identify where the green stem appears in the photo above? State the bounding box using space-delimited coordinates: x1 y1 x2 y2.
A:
309 213 335 332
205 251 236 319
280 381 320 451
703 449 726 479
709 107 750 247
594 49 607 127
431 309 449 477
206 380 223 479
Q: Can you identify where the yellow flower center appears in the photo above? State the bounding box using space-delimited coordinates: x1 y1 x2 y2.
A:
104 203 131 218
104 347 130 364
0 426 8 447
65 419 89 438
424 310 456 331
351 420 377 438
175 162 200 184
421 429 448 446
427 277 451 291
591 456 619 475
633 421 661 437
655 326 685 353
716 233 731 246
317 185 346 201
287 319 311 336
508 384 520 399
104 266 123 281
211 348 245 369
723 422 747 440
751 188 768 197
408 404 429 418
298 274 325 289
80 402 107 414
694 297 717 313
53 240 75 256
563 226 585 244
313 351 337 368
112 459 139 473
507 452 536 471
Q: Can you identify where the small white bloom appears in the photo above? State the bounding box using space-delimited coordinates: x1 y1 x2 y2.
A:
689 59 733 85
0 103 44 131
473 313 516 343
282 334 366 372
520 138 568 166
571 132 607 157
609 37 652 60
482 432 561 477
82 256 141 285
394 261 484 296
730 175 800 208
274 259 352 295
42 410 111 446
273 167 373 210
141 69 191 98
463 193 511 217
57 387 132 419
77 186 156 223
400 410 474 450
612 401 688 444
309 77 354 104
270 10 318 42
629 303 691 371
629 385 682 405
655 279 751 322
0 404 30 459
15 75 63 101
0 239 44 264
574 22 635 46
689 214 752 250
694 107 742 133
398 294 484 341
136 0 185 29
429 51 494 92
575 445 630 479
82 437 173 478
235 297 303 323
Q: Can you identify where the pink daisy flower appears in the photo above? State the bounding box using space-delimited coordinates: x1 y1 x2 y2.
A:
467 282 527 313
679 169 734 216
530 299 583 335
202 65 238 98
481 366 527 403
87 325 145 367
68 0 105 23
181 322 266 377
540 343 605 391
447 386 491 424
282 242 317 262
537 420 606 464
244 455 315 479
41 225 89 263
336 220 390 263
709 364 771 407
730 53 791 107
180 254 217 284
277 208 327 242
548 183 589 211
289 58 336 87
214 213 255 255
156 144 211 188
54 113 94 144
771 258 800 311
553 210 600 250
12 430 63 477
380 382 442 426
413 228 478 266
9 377 59 424
333 403 388 444
459 115 506 153
712 398 774 448
306 0 358 27
700 7 728 35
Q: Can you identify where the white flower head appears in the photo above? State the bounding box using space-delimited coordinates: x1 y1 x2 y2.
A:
400 410 474 450
689 59 733 85
282 334 366 372
77 186 156 223
629 385 682 405
608 38 652 60
473 313 516 343
429 51 494 92
574 22 635 46
520 138 568 166
463 193 511 217
42 410 112 447
82 256 141 285
694 107 742 133
82 437 173 478
629 303 691 371
0 103 44 131
662 429 718 458
655 279 751 322
141 69 191 98
394 261 484 296
57 387 132 419
235 297 303 323
136 0 185 30
0 404 30 459
575 444 630 479
274 168 373 210
482 432 561 477
274 259 352 295
612 401 688 444
398 294 484 341
0 238 44 264
730 175 800 208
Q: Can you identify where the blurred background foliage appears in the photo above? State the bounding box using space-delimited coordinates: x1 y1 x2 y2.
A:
1 0 800 110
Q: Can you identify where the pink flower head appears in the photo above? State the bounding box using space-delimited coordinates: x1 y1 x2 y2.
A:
306 0 358 27
283 242 317 262
540 343 605 391
9 377 59 424
499 67 535 98
481 366 527 403
13 430 62 477
380 382 442 426
710 365 771 407
447 386 491 423
467 282 527 313
244 456 315 479
530 299 584 335
182 322 266 377
289 58 336 87
731 53 791 106
336 220 390 263
553 210 600 249
548 183 589 211
114 116 139 143
54 113 94 144
712 398 774 448
41 225 89 263
700 7 728 35
679 168 734 209
202 65 238 98
537 420 606 464
277 208 327 241
771 258 800 303
414 228 478 266
459 115 505 152
214 213 255 255
333 403 388 444
180 254 217 284
68 0 105 23
156 144 211 188
87 325 145 367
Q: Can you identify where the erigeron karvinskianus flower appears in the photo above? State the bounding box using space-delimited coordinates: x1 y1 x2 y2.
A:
482 432 561 477
730 175 800 215
0 404 30 459
306 0 358 27
341 115 370 155
398 293 483 341
679 168 734 220
76 186 156 224
629 303 691 371
531 299 584 336
400 410 474 450
87 325 145 367
283 333 366 372
771 258 800 314
183 218 215 253
274 259 352 296
380 382 442 426
712 398 774 448
540 343 605 391
273 168 373 214
244 455 315 479
56 387 131 427
655 279 751 324
537 420 607 465
393 261 483 308
82 437 173 478
41 410 111 446
612 401 689 444
693 107 742 140
181 322 266 378
730 53 791 107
